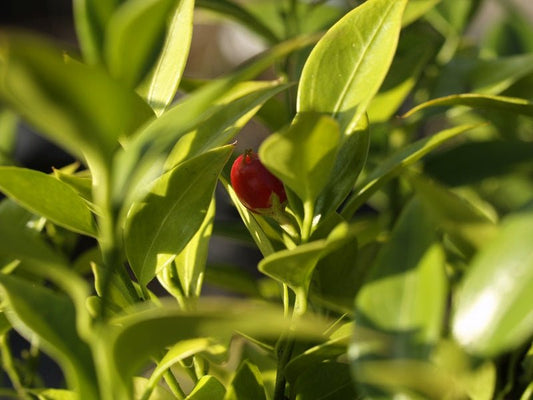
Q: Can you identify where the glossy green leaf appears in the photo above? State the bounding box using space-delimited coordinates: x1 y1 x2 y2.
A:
174 198 215 298
293 361 356 400
136 0 194 115
355 199 447 347
53 168 93 203
259 112 340 209
410 173 497 253
0 167 97 237
92 262 137 311
310 235 360 313
0 33 154 164
403 93 533 119
105 0 178 88
452 209 533 357
197 0 279 44
125 145 233 286
72 0 118 63
402 0 441 26
186 375 226 400
341 124 478 219
166 80 290 169
259 222 357 314
297 0 407 132
424 140 533 187
113 34 319 208
0 274 98 399
315 115 369 219
224 360 267 400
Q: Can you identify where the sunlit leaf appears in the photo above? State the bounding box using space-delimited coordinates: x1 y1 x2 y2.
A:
224 360 267 400
186 375 226 400
297 0 407 132
136 0 195 115
403 93 533 119
452 209 533 357
0 167 96 237
125 145 233 286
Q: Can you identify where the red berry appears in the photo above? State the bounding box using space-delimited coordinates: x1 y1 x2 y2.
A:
230 150 287 214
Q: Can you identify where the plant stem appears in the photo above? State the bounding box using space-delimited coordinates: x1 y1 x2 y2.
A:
0 334 31 400
273 336 295 400
163 370 186 400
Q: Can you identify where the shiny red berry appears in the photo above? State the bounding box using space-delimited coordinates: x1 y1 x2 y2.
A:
230 150 287 214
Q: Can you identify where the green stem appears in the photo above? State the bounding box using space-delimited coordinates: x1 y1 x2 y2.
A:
301 200 315 243
273 336 295 400
163 370 186 400
0 334 31 400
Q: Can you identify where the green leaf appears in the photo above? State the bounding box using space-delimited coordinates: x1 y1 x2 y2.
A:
259 112 340 212
0 200 65 265
32 388 78 400
224 360 267 400
0 274 98 399
196 0 279 44
72 0 118 63
104 299 328 398
125 145 233 286
259 222 357 314
285 328 351 384
452 209 533 357
0 108 17 165
368 27 439 123
166 80 290 169
355 199 447 347
471 53 533 95
297 0 407 133
165 198 215 299
293 361 356 400
424 140 533 187
409 173 497 253
133 377 175 400
53 167 93 203
113 34 319 208
186 375 226 400
105 0 179 88
147 338 222 394
0 312 11 336
0 33 154 164
341 124 479 219
0 166 97 237
136 0 194 115
314 111 369 219
403 93 533 119
402 0 442 26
